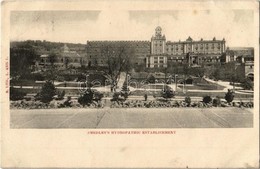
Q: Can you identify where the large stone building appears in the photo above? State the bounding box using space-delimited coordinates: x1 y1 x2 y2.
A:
35 26 254 80
86 26 227 69
147 26 226 68
86 41 150 68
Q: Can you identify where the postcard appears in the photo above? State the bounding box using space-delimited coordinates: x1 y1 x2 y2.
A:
1 0 259 168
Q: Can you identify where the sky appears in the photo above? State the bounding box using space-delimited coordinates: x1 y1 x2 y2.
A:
10 9 255 47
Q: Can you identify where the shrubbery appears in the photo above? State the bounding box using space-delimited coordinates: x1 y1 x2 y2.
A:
78 89 94 107
58 96 72 108
10 87 26 101
120 81 131 99
184 96 191 107
161 87 175 100
35 81 56 103
56 90 65 100
225 89 234 104
213 96 221 107
203 95 212 104
240 78 253 90
109 100 254 108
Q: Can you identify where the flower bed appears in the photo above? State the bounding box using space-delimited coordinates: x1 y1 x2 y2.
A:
10 99 253 109
110 100 253 108
10 99 104 109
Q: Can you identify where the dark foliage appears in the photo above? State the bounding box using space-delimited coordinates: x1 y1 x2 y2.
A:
64 96 72 107
112 92 120 101
202 95 212 104
120 81 131 99
56 90 65 100
147 75 156 83
225 89 234 103
10 45 39 77
184 96 191 106
93 91 104 101
240 78 253 90
161 87 175 99
78 89 94 107
213 96 221 107
10 87 26 101
144 94 148 101
35 81 56 103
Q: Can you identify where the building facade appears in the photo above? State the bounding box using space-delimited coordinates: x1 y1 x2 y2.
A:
225 47 254 80
146 26 226 68
86 41 150 68
36 44 85 70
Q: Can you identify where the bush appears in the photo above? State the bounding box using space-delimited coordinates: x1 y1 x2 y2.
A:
35 81 56 103
213 96 221 107
111 92 121 101
203 95 212 104
93 91 104 101
121 81 131 99
78 89 94 107
161 88 175 100
56 90 65 100
62 96 72 107
144 94 148 101
184 96 191 106
240 78 253 90
147 75 155 83
225 89 234 104
10 87 26 101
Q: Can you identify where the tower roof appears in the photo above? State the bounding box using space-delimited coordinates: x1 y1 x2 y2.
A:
155 26 162 31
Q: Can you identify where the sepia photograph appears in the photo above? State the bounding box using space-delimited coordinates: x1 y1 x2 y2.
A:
9 10 255 128
1 0 259 168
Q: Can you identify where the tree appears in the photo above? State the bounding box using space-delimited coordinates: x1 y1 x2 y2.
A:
56 90 65 100
78 89 94 107
49 52 56 67
240 78 253 90
101 44 134 92
65 58 69 68
203 95 212 104
35 81 56 103
184 96 191 106
225 89 234 104
10 44 39 78
120 80 131 99
213 96 221 107
147 75 156 83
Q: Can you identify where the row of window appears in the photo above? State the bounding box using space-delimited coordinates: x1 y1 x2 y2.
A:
166 46 221 51
169 59 220 62
154 60 164 63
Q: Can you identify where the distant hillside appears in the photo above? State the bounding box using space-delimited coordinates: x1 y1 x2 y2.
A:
10 40 86 55
10 40 87 77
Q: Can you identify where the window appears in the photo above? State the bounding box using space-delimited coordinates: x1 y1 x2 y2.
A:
159 60 164 63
